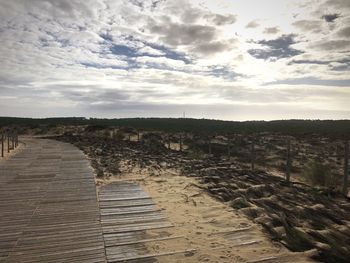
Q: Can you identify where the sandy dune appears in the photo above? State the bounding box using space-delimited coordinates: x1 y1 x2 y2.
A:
98 166 315 263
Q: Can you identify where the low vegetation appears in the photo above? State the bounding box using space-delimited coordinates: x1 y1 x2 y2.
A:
302 161 339 189
1 117 350 139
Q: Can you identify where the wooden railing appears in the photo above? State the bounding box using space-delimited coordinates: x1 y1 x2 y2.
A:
1 130 19 158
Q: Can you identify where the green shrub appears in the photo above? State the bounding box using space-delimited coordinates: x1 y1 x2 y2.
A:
302 160 336 188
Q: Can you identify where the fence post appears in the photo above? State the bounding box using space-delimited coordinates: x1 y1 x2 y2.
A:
251 140 255 171
179 134 182 152
167 135 171 150
343 140 349 197
12 132 15 149
7 132 10 153
1 133 3 157
286 139 291 184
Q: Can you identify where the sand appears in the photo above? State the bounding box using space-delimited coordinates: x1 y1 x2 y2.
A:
99 165 315 263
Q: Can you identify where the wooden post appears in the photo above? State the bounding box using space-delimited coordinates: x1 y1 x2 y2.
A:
167 136 171 150
7 132 10 153
12 132 15 149
286 139 291 184
1 133 3 157
343 140 349 197
179 134 182 152
137 131 140 142
251 141 255 171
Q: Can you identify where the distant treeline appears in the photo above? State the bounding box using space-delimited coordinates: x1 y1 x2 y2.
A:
0 117 350 139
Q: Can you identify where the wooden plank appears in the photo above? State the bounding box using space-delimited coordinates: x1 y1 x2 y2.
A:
99 181 195 263
102 222 173 234
107 248 197 262
105 235 184 247
0 138 106 262
99 197 151 202
100 209 162 216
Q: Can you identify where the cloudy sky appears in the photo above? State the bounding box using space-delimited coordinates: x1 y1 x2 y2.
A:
0 0 349 120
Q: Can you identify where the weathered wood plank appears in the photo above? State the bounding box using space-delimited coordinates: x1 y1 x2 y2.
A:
99 181 195 263
0 138 106 263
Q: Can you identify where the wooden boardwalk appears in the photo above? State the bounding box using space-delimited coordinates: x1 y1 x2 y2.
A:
0 138 106 263
0 138 315 263
99 182 195 262
0 138 193 263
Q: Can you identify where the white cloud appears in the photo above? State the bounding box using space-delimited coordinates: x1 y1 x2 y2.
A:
0 0 349 119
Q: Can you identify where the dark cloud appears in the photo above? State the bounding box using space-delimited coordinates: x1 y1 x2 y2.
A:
289 58 350 65
255 35 298 49
180 8 203 23
167 1 236 25
288 59 329 65
209 14 236 26
322 13 340 23
263 27 280 34
129 0 144 8
248 48 301 60
41 84 132 105
99 32 113 42
80 62 130 70
0 75 34 88
31 0 99 19
311 39 350 51
248 34 303 60
264 77 350 87
148 19 233 55
331 64 350 71
246 20 260 28
128 0 165 11
288 58 350 71
192 41 233 56
149 22 217 46
337 26 350 38
150 0 164 9
325 0 350 10
292 20 322 33
87 89 131 102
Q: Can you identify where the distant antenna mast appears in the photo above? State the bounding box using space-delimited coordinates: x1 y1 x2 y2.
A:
183 111 186 118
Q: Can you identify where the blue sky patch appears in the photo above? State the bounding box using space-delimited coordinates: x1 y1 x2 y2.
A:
110 44 137 57
209 66 242 81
